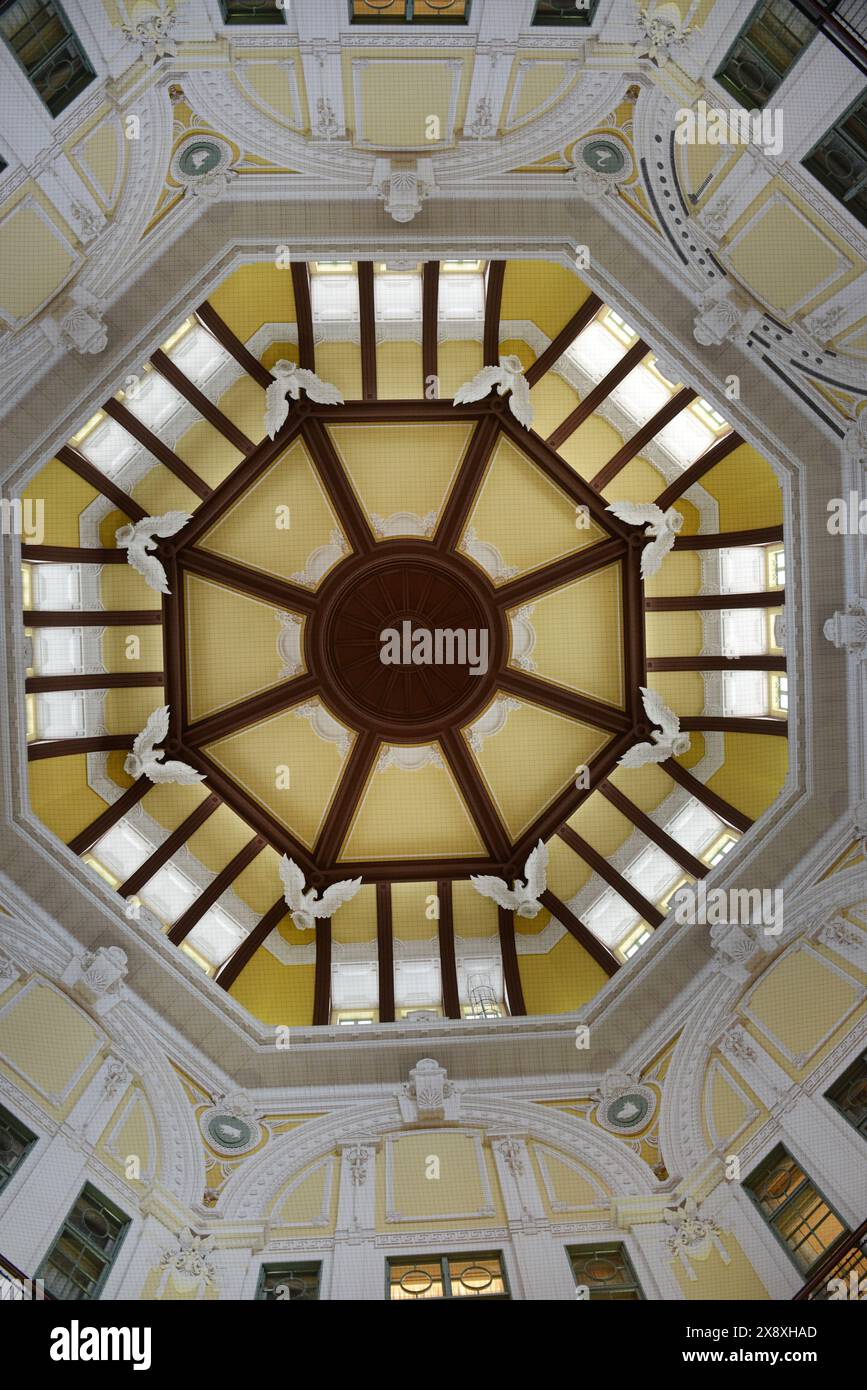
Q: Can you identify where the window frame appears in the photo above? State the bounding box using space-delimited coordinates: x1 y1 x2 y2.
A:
743 1143 850 1276
255 1261 322 1300
825 1049 867 1141
386 1250 509 1300
566 1241 645 1299
349 0 471 25
713 0 818 110
531 0 601 26
36 1183 131 1301
802 86 867 231
0 0 96 118
217 0 288 23
0 1103 38 1195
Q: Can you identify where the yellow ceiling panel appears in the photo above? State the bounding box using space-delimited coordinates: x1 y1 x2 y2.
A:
508 561 625 707
500 261 592 339
23 459 97 547
186 804 256 876
452 878 498 939
200 438 347 586
331 882 377 945
327 422 472 532
341 748 485 862
527 372 581 442
393 880 439 942
130 462 202 517
438 340 484 400
469 699 609 840
376 341 423 399
207 700 354 850
183 573 306 723
518 931 608 1014
315 342 363 402
208 262 297 345
462 436 603 584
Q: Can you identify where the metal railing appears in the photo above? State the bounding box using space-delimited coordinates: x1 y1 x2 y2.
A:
792 1216 867 1299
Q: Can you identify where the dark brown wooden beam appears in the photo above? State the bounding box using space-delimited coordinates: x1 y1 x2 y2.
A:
495 538 626 608
320 856 495 885
497 412 633 539
437 879 461 1019
435 416 500 551
679 716 788 736
174 746 317 876
26 672 164 692
497 906 526 1016
302 418 374 553
314 731 380 864
161 558 185 735
558 824 665 927
22 545 128 565
598 780 708 880
118 792 221 898
170 417 306 548
150 349 256 455
441 727 511 861
168 834 266 945
68 777 150 856
663 757 753 833
24 609 162 627
654 431 742 511
497 668 631 734
525 293 602 387
422 261 439 392
674 526 784 551
591 387 699 492
624 546 647 725
376 880 395 1023
185 673 320 747
645 590 783 611
56 444 147 522
28 734 135 761
539 889 620 977
179 546 316 616
195 301 274 388
306 399 488 423
101 397 212 501
547 340 648 449
646 655 786 672
358 261 377 400
483 261 505 366
217 896 288 991
290 261 315 371
313 918 332 1025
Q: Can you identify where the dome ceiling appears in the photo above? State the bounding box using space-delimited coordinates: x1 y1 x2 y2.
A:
19 256 789 1025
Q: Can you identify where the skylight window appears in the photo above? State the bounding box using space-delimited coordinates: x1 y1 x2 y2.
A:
720 546 766 594
29 563 83 610
90 821 154 883
438 272 485 319
119 370 185 430
165 322 231 385
183 905 246 972
564 320 627 378
77 416 138 476
655 408 716 467
601 307 638 345
610 360 673 426
30 627 84 675
310 270 360 323
374 270 422 321
32 690 86 740
139 863 199 926
723 669 770 716
621 927 652 961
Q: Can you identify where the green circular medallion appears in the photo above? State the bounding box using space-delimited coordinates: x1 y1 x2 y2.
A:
582 139 626 175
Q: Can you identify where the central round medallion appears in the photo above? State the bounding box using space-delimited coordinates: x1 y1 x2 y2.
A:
311 542 505 742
